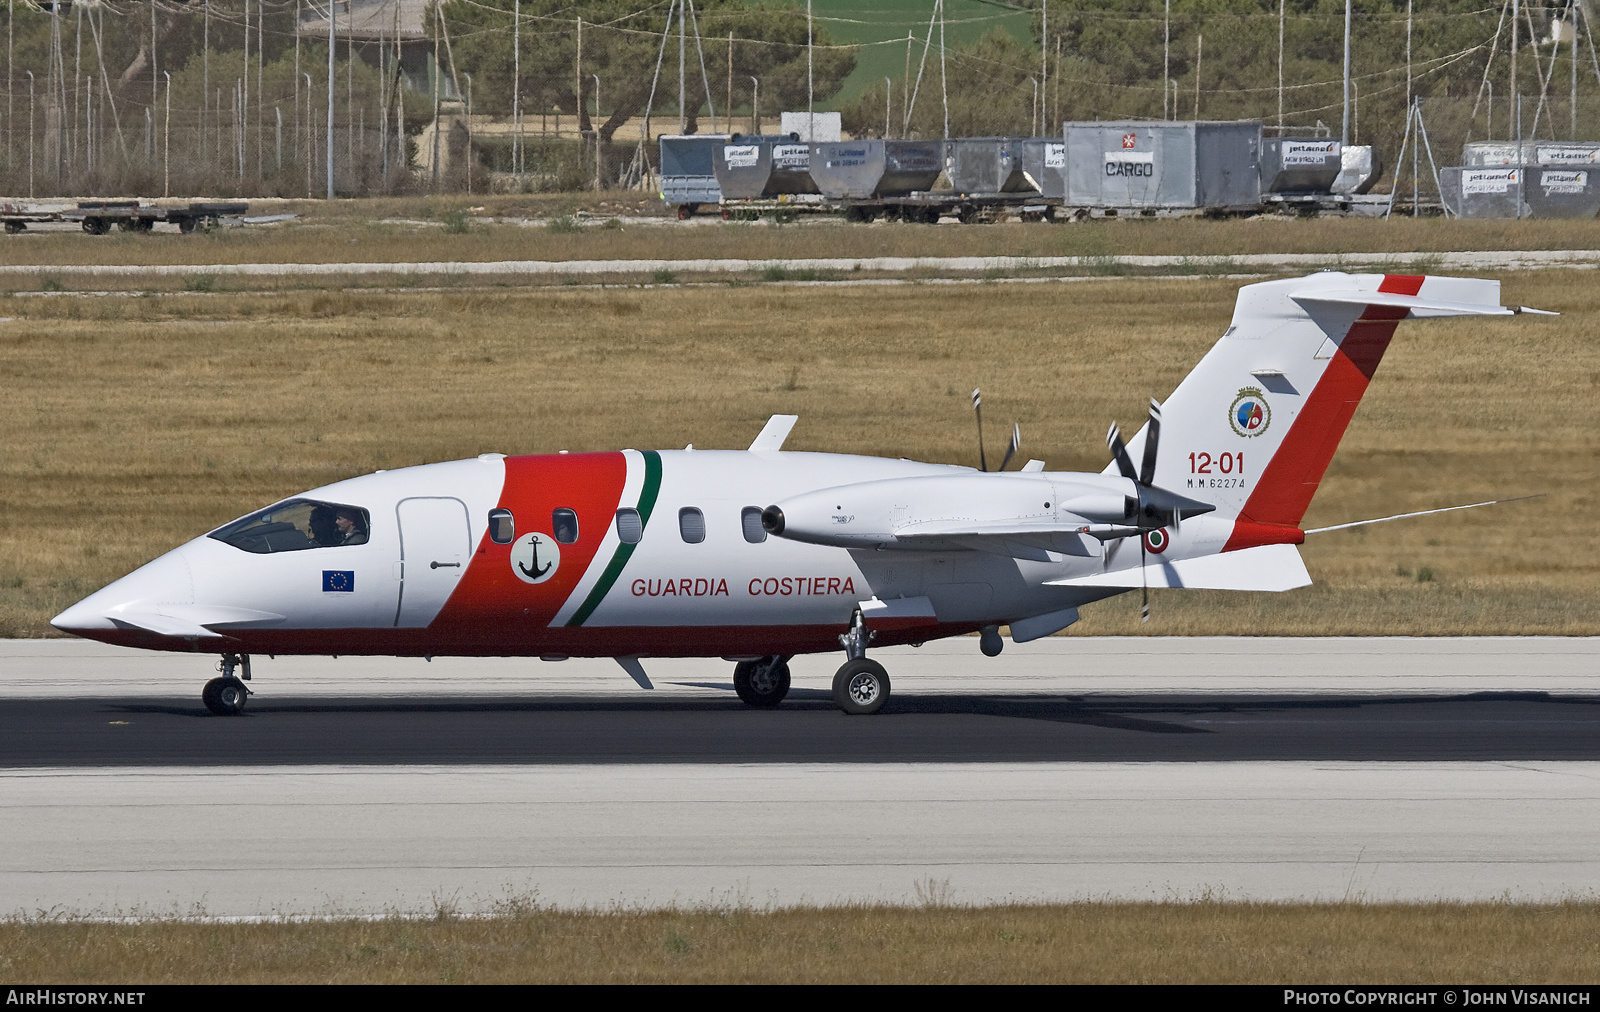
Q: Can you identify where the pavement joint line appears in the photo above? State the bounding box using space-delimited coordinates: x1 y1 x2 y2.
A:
2 249 1598 277
0 273 1278 300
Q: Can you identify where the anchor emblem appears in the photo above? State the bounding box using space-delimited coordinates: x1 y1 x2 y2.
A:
518 540 552 580
509 532 561 585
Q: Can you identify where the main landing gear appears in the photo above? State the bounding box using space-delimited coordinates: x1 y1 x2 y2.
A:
733 655 792 707
202 652 252 716
833 609 890 715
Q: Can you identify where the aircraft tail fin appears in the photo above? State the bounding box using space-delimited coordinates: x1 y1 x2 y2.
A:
1112 273 1517 541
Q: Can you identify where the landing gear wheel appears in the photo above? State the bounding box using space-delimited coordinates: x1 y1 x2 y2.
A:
202 676 249 716
733 656 791 708
833 658 890 715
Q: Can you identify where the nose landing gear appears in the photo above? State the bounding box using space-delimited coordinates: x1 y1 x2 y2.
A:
833 609 890 715
202 652 252 716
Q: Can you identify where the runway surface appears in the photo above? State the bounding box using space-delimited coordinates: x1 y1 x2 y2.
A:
2 637 1597 914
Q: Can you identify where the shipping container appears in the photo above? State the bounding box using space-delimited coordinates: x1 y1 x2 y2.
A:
1331 145 1383 194
1064 120 1262 210
1261 137 1342 193
1461 141 1600 167
1018 138 1068 199
713 133 820 199
810 140 943 199
1440 165 1600 219
944 138 1035 195
657 135 726 210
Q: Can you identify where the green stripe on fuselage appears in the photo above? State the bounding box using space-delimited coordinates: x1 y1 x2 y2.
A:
566 449 662 627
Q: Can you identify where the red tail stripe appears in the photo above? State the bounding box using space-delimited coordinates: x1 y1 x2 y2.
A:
1222 274 1420 546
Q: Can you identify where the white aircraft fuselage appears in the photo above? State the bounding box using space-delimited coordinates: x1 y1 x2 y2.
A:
51 271 1538 714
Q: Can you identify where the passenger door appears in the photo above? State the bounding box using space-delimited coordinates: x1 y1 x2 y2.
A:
394 497 473 627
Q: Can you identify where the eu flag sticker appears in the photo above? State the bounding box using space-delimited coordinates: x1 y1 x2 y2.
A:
322 570 355 593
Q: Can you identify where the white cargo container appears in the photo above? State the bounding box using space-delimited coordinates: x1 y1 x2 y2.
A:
1064 120 1262 210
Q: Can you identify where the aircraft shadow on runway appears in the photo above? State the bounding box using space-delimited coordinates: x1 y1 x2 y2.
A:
6 690 1595 766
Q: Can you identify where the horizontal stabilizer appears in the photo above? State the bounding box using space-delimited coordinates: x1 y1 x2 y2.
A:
1046 543 1311 592
1292 289 1513 318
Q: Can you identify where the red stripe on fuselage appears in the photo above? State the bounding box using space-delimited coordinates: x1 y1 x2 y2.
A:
431 452 627 642
1223 275 1422 546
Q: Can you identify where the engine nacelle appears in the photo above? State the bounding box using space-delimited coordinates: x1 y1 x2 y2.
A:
761 472 1138 549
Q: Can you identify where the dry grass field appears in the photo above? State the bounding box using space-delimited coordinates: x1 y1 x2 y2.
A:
0 270 1594 638
0 206 1597 272
3 902 1598 983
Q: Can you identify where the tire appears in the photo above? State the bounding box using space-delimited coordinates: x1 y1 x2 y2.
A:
4 220 24 233
832 658 890 715
733 656 791 708
177 218 197 234
202 676 249 716
82 217 110 235
676 204 696 220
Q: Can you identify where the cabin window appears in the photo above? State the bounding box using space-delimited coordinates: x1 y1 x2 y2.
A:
678 507 706 544
553 508 579 544
741 506 767 544
208 499 371 554
488 508 515 545
615 508 643 545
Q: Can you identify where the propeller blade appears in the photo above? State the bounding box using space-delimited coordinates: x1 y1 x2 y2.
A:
1139 398 1162 487
998 423 1020 472
1106 422 1137 482
1140 536 1150 624
972 387 987 472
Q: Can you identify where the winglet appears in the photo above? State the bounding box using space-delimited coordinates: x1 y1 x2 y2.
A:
748 414 799 452
615 656 654 689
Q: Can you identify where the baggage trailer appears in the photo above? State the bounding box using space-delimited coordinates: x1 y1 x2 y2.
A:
67 200 250 234
2 200 251 234
0 202 65 232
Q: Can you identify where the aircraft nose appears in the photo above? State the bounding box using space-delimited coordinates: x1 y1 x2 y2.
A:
50 544 197 636
49 596 112 633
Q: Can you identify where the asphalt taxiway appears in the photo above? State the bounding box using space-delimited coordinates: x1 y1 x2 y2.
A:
1 637 1596 915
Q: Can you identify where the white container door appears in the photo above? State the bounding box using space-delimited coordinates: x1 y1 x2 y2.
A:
394 496 473 628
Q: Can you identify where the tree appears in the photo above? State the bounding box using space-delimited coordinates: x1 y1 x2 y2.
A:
441 1 855 142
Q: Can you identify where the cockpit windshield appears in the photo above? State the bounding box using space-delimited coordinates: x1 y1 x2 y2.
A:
208 499 371 554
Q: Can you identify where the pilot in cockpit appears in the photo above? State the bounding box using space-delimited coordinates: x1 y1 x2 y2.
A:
333 507 368 546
